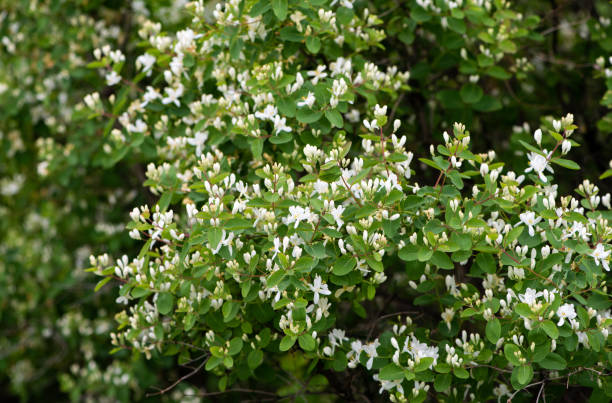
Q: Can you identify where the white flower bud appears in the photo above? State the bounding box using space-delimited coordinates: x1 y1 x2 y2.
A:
534 129 542 146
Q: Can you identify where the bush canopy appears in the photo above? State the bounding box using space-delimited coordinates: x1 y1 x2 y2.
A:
1 0 612 401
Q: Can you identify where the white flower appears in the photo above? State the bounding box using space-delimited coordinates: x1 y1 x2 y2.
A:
441 308 454 330
303 145 322 161
480 163 489 177
534 129 542 146
329 329 347 347
557 303 577 326
211 230 234 255
141 86 161 107
135 53 156 75
330 0 354 8
297 91 315 108
362 340 380 370
105 71 121 86
255 104 278 121
307 65 328 85
309 275 331 304
591 244 610 271
553 120 562 132
518 288 542 308
561 140 571 155
186 131 208 156
330 203 345 229
162 85 184 107
374 104 387 119
284 205 308 228
602 193 611 209
127 119 147 133
407 335 439 368
363 119 378 131
515 211 542 237
525 151 553 182
562 221 590 241
393 119 401 132
273 115 292 134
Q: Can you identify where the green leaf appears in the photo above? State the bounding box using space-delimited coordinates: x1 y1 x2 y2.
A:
131 287 151 298
336 6 354 25
249 0 271 16
434 373 452 392
460 83 483 104
229 337 243 355
272 0 288 20
448 170 464 189
499 39 517 53
431 251 454 269
298 333 316 351
475 253 496 274
551 158 580 170
222 301 239 322
453 367 469 379
541 320 559 339
296 108 322 124
448 18 466 34
157 292 174 315
206 356 222 371
325 109 343 128
87 60 107 69
229 38 243 59
472 95 502 112
485 318 501 344
158 191 173 212
486 66 511 80
333 255 356 276
600 169 612 180
414 357 434 372
270 131 293 144
539 353 566 370
208 227 223 251
417 247 433 262
419 157 443 171
267 269 285 288
518 139 542 154
250 137 264 160
94 277 112 292
504 344 521 366
379 363 404 380
451 232 472 251
279 335 297 351
516 365 533 385
505 226 524 245
279 26 303 42
306 36 321 54
514 303 533 318
248 349 264 369
365 256 384 272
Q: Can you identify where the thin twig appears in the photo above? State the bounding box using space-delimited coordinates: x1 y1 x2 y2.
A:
146 355 208 397
507 380 544 402
536 380 546 403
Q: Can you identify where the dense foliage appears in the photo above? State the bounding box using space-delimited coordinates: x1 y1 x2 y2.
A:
1 0 612 401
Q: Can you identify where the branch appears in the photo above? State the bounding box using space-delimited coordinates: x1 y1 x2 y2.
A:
146 355 208 397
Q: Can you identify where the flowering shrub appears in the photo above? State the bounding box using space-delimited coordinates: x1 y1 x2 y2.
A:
2 0 612 401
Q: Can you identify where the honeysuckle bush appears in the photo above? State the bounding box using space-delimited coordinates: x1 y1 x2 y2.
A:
80 0 612 401
2 0 612 401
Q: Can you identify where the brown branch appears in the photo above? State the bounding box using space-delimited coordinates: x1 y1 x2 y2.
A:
146 355 208 397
